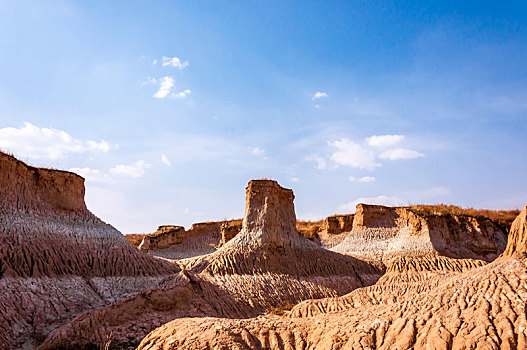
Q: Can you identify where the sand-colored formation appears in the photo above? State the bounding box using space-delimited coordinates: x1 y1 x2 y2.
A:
0 152 178 349
1 151 524 349
503 205 527 258
137 219 243 259
38 180 383 349
138 208 527 350
332 204 507 263
130 213 354 259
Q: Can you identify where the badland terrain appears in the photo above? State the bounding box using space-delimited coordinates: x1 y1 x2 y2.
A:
1 150 526 349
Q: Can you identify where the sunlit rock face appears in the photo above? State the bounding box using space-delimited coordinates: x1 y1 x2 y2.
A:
0 151 178 348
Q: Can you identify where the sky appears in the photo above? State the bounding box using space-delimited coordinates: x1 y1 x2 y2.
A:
1 0 526 233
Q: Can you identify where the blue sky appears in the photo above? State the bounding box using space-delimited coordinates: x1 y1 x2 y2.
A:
1 0 526 233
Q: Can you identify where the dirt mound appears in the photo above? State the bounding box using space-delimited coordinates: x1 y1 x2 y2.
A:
0 152 178 349
332 204 507 263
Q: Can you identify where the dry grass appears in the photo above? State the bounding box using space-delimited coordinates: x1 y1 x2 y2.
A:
409 204 520 232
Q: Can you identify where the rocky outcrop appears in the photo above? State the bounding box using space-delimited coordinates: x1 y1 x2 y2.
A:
332 204 507 263
139 225 186 251
0 151 178 349
0 151 87 214
322 214 354 234
503 205 527 258
188 180 383 278
40 179 383 349
137 206 527 350
219 219 242 246
137 219 243 259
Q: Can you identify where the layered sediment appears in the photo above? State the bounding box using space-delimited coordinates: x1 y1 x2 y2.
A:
40 179 383 349
0 152 178 349
138 206 527 350
332 204 507 263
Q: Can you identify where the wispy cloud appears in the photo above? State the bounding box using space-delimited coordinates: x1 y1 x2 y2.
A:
153 77 191 99
329 138 380 170
172 89 191 99
252 147 265 156
349 176 376 183
109 160 150 178
69 167 110 183
312 91 328 100
161 154 171 166
380 148 424 160
305 154 327 170
161 56 189 69
154 76 175 98
0 122 110 160
366 134 404 147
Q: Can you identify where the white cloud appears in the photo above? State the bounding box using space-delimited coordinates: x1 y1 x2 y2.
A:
153 77 191 99
161 154 171 166
162 56 189 69
172 89 191 99
337 195 405 213
348 176 376 183
109 160 150 178
152 59 157 65
379 148 424 160
154 76 175 98
366 134 404 147
329 138 379 170
252 147 265 156
0 122 110 160
290 177 299 182
305 154 327 170
312 91 328 100
358 176 376 183
69 167 110 183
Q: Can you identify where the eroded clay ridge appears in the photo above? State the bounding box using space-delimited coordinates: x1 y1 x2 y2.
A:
136 219 243 259
0 151 177 278
0 151 179 349
187 180 383 278
332 203 507 263
39 179 384 349
138 207 527 350
503 205 527 258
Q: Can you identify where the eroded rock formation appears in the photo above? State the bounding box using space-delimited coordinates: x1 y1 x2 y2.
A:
0 152 178 349
39 179 383 349
332 204 507 264
137 207 527 350
137 219 243 259
503 205 527 258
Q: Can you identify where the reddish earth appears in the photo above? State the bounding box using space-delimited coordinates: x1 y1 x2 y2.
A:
1 151 525 350
0 151 178 349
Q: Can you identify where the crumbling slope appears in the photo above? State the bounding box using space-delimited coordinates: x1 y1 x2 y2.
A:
39 180 383 349
332 204 507 263
503 205 527 258
0 151 178 349
137 206 527 350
